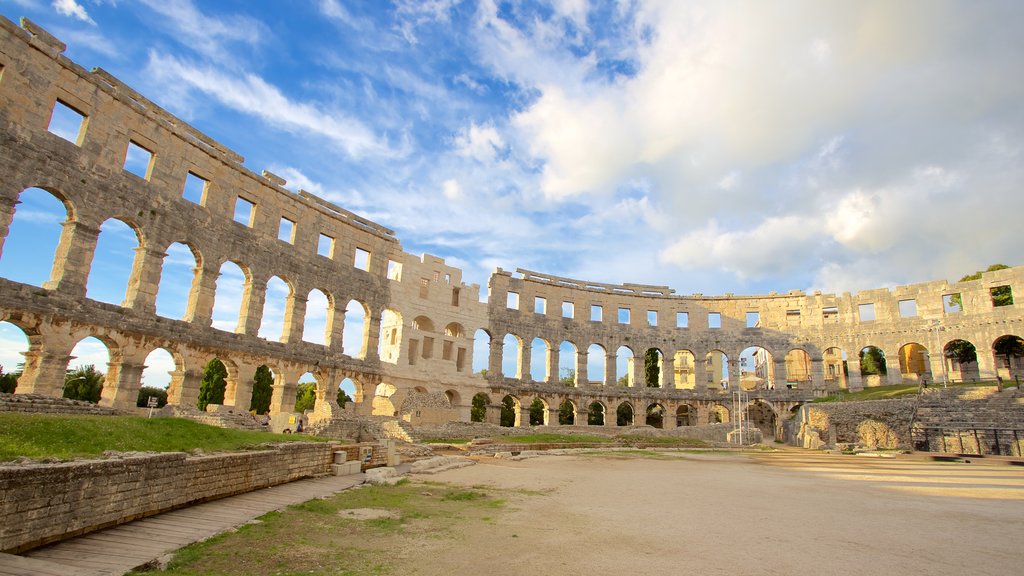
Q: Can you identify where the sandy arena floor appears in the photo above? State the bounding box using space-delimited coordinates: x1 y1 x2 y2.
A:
406 450 1024 576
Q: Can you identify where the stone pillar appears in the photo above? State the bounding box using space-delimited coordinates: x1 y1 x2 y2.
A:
283 294 308 344
16 346 72 397
547 346 559 385
604 353 616 386
546 407 559 426
485 403 502 425
185 263 219 327
123 246 165 313
810 357 827 390
846 367 864 392
884 348 903 386
166 368 202 408
0 194 19 255
224 364 253 412
773 358 787 390
631 354 644 388
605 402 618 427
311 369 342 424
363 308 382 362
576 350 588 385
976 350 997 381
238 277 267 337
519 341 532 381
662 354 676 389
327 299 345 352
517 404 529 427
99 359 146 411
43 220 99 297
269 374 298 415
488 339 502 378
693 357 708 390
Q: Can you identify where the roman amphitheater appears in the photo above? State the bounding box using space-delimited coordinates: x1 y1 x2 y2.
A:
1 16 1023 444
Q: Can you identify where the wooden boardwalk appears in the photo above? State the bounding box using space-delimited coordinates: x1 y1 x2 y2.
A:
0 473 365 576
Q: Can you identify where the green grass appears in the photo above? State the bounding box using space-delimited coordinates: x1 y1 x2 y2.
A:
497 433 614 444
813 379 1013 403
419 438 471 444
0 413 325 461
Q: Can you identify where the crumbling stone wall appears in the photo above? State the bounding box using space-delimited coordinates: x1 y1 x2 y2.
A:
0 393 120 415
792 398 918 449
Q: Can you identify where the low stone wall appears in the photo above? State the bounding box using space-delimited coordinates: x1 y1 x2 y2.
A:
0 442 337 553
0 393 121 416
788 398 918 449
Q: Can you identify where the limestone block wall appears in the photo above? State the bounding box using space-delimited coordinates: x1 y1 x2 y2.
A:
792 399 919 449
0 392 120 415
0 442 336 553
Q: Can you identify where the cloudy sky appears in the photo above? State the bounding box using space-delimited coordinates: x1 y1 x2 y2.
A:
1 1 1023 381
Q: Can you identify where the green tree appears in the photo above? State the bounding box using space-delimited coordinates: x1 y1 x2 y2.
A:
560 369 576 386
950 264 1011 309
587 402 604 425
616 403 633 426
294 382 317 413
499 395 516 427
0 365 18 394
528 398 546 425
136 386 168 408
197 358 227 411
337 388 353 408
470 393 488 423
249 365 274 414
558 399 575 425
644 348 660 387
63 365 104 403
859 347 887 376
944 340 978 365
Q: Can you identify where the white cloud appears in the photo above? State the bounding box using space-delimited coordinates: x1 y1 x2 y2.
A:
137 0 264 59
52 0 93 24
442 179 462 200
454 122 505 164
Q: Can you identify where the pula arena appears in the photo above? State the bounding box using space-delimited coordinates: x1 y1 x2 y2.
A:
1 17 1022 436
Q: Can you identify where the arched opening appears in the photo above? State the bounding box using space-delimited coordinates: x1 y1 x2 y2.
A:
302 289 331 345
558 399 576 425
140 347 175 393
823 347 848 389
65 336 111 404
211 261 248 332
0 187 68 287
444 389 460 409
616 345 635 386
587 401 605 426
372 382 398 416
992 335 1024 380
338 377 357 408
444 322 464 338
258 276 291 341
472 329 491 375
412 315 434 332
898 342 929 383
0 321 29 393
86 218 141 306
739 346 771 390
784 349 811 389
705 350 729 389
378 308 403 363
645 403 664 428
500 394 520 427
294 372 318 419
343 300 369 358
501 334 522 378
676 404 695 427
155 242 199 320
643 348 664 388
710 404 730 423
673 350 696 389
558 340 577 386
529 397 548 425
197 357 229 411
587 343 606 384
616 402 634 426
470 392 489 422
944 339 979 382
859 346 888 386
530 337 549 382
748 400 777 439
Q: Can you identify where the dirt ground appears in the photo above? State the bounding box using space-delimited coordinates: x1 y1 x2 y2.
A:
399 450 1024 576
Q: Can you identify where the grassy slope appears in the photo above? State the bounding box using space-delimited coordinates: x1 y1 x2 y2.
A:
0 413 325 461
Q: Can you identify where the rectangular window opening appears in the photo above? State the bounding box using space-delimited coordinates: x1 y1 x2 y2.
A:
387 260 402 281
858 303 876 322
822 307 839 321
898 299 918 318
562 301 574 319
48 99 87 145
419 278 429 298
354 247 371 271
451 288 460 306
233 197 255 227
942 293 962 314
708 312 721 329
124 140 155 180
278 217 295 244
534 297 547 315
618 307 630 325
647 310 657 327
746 311 760 328
317 234 335 258
507 291 519 310
991 285 1014 307
183 172 208 205
676 312 689 328
591 304 603 322
422 337 434 359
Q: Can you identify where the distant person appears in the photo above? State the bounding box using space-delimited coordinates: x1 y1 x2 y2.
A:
296 419 304 433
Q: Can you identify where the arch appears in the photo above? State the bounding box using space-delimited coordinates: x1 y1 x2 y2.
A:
470 392 490 422
294 371 319 415
587 343 606 384
675 404 695 427
706 350 729 389
643 348 664 388
86 218 142 306
412 315 435 332
673 350 696 389
530 337 550 382
992 335 1024 380
784 349 811 389
258 275 292 341
0 187 69 287
558 340 577 386
748 399 777 439
587 401 605 426
528 397 549 425
645 403 665 428
302 288 331 345
558 398 576 425
371 381 397 416
66 336 112 404
823 347 848 389
444 388 461 408
250 364 275 414
378 308 403 363
472 328 491 374
615 345 634 386
858 345 887 386
616 402 634 426
897 342 929 383
211 260 249 332
501 333 522 378
710 404 730 423
342 299 369 358
140 347 176 390
739 346 771 390
500 394 521 427
444 322 464 338
944 339 979 382
155 242 200 320
0 321 30 393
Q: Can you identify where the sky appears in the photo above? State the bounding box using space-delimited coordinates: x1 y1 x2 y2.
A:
1 0 1023 385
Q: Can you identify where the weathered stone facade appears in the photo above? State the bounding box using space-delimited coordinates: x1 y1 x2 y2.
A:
1 17 1023 436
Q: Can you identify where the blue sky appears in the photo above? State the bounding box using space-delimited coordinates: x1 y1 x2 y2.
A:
2 1 1024 384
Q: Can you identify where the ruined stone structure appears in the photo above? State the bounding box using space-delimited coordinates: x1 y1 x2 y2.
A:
1 18 1022 437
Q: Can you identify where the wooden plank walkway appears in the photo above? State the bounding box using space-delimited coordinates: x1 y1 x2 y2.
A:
0 473 365 576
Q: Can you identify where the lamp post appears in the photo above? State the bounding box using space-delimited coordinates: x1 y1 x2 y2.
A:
928 320 949 388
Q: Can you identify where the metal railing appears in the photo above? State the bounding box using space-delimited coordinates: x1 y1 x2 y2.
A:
911 425 1024 457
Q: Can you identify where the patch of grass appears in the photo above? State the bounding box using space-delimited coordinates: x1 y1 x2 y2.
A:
0 413 325 461
442 490 487 501
813 385 919 402
619 435 709 448
499 433 613 444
